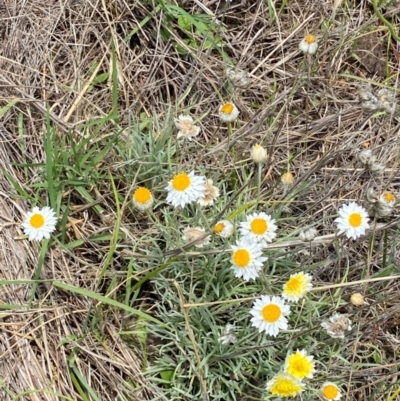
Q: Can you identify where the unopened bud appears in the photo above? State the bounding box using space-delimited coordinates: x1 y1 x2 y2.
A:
281 171 294 186
350 293 364 306
250 144 268 164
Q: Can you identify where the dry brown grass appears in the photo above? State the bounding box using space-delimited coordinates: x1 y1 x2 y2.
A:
0 0 400 400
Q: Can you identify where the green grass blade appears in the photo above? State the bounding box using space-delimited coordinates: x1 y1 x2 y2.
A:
0 100 17 117
52 281 167 326
44 110 56 209
28 239 50 307
97 171 121 282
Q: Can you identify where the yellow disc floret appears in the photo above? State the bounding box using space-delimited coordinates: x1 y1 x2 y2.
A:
30 213 45 229
233 249 250 268
268 373 304 397
286 276 302 293
250 218 268 235
304 34 316 44
221 103 234 115
286 351 314 379
383 192 395 203
348 212 362 228
133 187 152 204
172 173 191 191
214 222 225 233
322 384 339 400
262 304 281 323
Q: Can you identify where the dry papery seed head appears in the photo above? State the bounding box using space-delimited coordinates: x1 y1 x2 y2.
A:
175 114 201 140
226 66 251 89
357 149 373 165
369 160 386 175
376 88 396 113
299 227 318 242
358 85 396 113
359 85 377 102
364 187 395 218
181 226 210 248
198 179 220 206
356 149 385 175
321 313 352 339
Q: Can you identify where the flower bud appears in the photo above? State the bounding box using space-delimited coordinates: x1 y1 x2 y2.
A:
250 144 268 164
350 293 364 306
282 171 294 186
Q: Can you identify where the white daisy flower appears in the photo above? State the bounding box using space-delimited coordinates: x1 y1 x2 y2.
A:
174 114 201 140
132 186 154 211
166 171 206 208
334 202 369 240
230 237 267 281
214 220 234 238
239 212 277 245
218 102 239 123
198 179 220 206
282 272 313 302
250 295 290 336
320 382 342 400
22 206 57 241
182 226 210 248
250 144 268 164
299 34 318 55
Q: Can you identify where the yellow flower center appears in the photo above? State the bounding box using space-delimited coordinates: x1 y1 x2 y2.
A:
221 103 234 115
30 213 45 229
250 218 268 235
133 187 152 204
286 277 302 293
287 353 313 379
261 304 281 323
233 249 250 268
172 173 191 191
323 384 339 400
304 34 316 44
348 212 362 228
384 192 395 202
270 377 302 397
214 222 225 233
